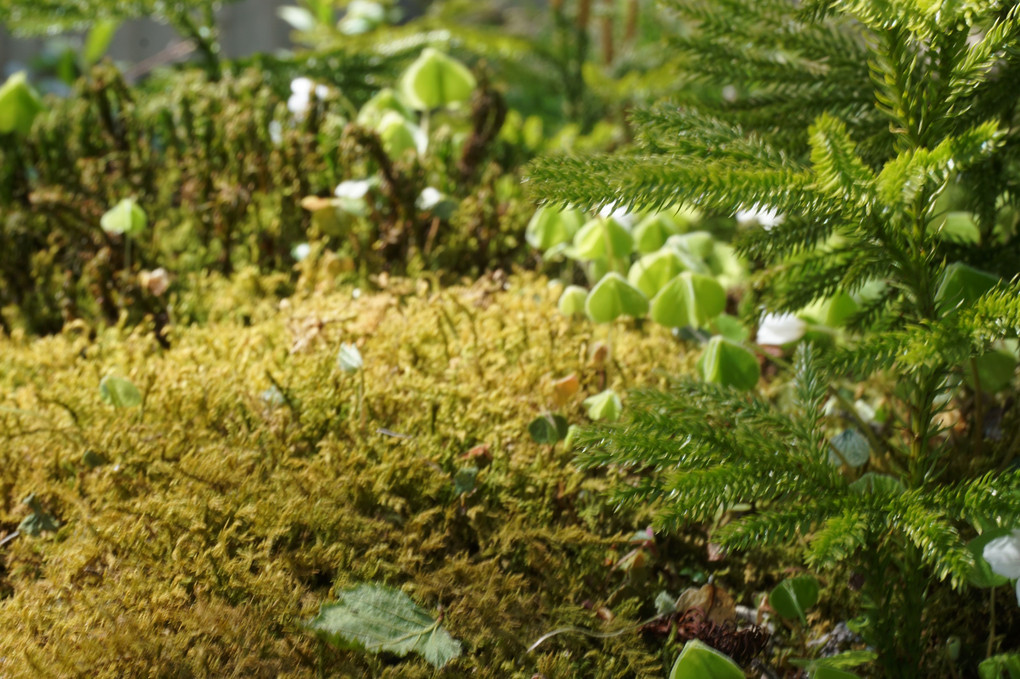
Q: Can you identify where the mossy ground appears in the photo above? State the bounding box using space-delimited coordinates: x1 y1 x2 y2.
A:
0 272 716 678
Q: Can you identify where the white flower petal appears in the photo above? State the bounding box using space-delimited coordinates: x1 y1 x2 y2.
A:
290 77 314 96
983 530 1020 580
334 179 372 200
288 92 310 118
736 204 783 230
416 187 443 210
268 120 283 145
756 312 806 346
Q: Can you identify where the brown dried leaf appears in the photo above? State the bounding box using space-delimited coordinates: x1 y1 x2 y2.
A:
551 374 580 407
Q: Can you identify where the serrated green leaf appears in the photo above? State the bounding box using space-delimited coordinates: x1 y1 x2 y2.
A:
770 576 820 624
585 273 648 323
668 639 744 679
308 583 462 669
99 375 142 408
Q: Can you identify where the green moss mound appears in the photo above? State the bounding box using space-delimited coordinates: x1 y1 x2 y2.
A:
0 274 703 677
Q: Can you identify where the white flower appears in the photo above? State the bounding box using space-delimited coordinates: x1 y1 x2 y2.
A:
983 530 1020 605
268 120 283 145
984 530 1020 580
334 179 372 200
736 204 783 230
416 187 443 210
756 312 806 346
599 202 637 229
288 77 329 120
291 242 310 262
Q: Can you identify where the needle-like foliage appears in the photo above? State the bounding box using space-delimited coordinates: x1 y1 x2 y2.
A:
529 0 1020 675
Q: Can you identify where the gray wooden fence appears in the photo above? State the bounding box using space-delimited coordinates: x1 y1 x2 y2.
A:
1 0 293 76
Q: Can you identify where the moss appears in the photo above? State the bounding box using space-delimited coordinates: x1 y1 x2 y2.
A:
0 274 708 678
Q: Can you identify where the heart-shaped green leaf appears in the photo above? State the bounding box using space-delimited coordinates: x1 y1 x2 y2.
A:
849 473 905 496
935 211 981 244
667 231 716 260
770 576 820 624
698 336 760 390
935 262 999 314
572 217 634 261
0 71 44 136
585 273 648 323
968 347 1018 393
633 213 682 253
99 375 142 408
18 494 60 537
828 429 870 467
979 654 1020 679
583 389 622 421
650 272 726 329
628 250 687 298
337 343 364 372
668 639 744 679
558 285 589 317
967 529 1012 588
526 206 584 251
356 87 413 127
809 667 862 679
100 198 147 236
376 110 422 158
528 414 569 444
398 48 476 111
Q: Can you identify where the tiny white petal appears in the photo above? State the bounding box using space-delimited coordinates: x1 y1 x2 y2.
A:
417 187 443 210
314 84 329 99
334 179 372 199
736 204 783 230
338 343 363 373
290 77 314 95
983 530 1020 580
288 92 310 118
291 242 310 261
268 120 283 145
756 312 806 346
599 202 637 229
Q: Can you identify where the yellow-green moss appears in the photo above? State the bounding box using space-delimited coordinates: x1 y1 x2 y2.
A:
0 273 701 678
